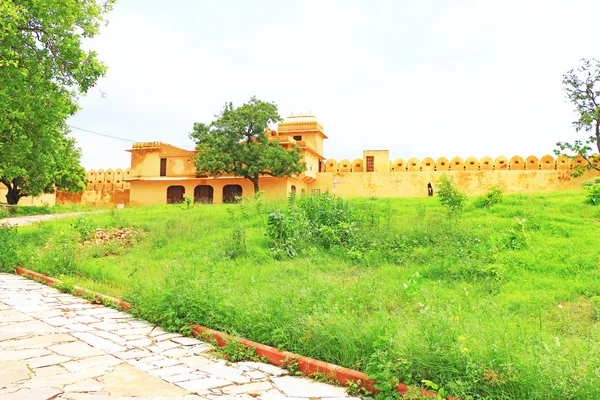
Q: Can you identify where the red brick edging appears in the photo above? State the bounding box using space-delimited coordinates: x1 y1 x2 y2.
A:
14 266 451 399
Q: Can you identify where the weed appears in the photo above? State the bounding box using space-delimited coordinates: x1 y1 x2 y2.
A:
72 216 94 242
346 379 371 397
0 224 18 272
218 338 261 362
582 177 600 205
476 185 504 208
221 224 247 259
183 194 194 209
282 356 302 376
437 175 467 215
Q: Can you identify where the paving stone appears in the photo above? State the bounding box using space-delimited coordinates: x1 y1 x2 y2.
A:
23 366 109 388
63 378 104 392
89 321 130 331
206 395 258 400
236 362 288 377
0 320 56 334
257 389 308 400
1 333 75 349
0 309 32 323
0 360 30 386
153 333 183 342
245 370 267 380
62 354 123 373
0 348 52 361
127 320 155 329
102 363 189 397
177 377 233 392
222 381 273 395
113 349 152 360
180 355 217 369
162 372 209 383
70 332 126 353
70 315 99 324
123 338 153 347
32 365 68 377
140 355 181 368
93 330 127 344
28 310 63 319
27 354 72 368
0 387 61 400
271 376 348 398
171 336 203 346
152 365 196 378
114 327 154 336
49 341 106 357
64 323 94 332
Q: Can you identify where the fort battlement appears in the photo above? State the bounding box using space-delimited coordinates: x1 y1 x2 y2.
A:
322 154 600 173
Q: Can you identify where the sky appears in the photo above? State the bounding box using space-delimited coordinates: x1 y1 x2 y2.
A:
68 0 600 170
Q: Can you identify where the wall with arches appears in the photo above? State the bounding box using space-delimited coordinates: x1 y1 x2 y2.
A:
311 154 600 198
56 168 131 206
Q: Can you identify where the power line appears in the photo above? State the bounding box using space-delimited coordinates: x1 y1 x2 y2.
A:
69 125 136 142
68 125 196 148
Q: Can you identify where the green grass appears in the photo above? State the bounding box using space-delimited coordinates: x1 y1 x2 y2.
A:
6 191 600 399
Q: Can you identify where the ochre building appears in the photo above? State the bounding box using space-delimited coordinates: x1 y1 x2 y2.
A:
113 114 599 206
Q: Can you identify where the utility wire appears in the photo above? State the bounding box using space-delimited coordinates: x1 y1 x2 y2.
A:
68 125 196 148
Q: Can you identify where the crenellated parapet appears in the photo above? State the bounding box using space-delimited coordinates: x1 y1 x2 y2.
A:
322 154 599 173
85 168 131 190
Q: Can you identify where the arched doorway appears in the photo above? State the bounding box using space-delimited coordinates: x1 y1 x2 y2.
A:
194 185 214 204
222 184 242 204
166 185 185 204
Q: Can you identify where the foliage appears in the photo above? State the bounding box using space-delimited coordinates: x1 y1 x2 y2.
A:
190 97 306 194
13 191 600 399
0 0 114 204
266 193 357 258
582 177 600 205
436 175 467 215
476 186 504 208
556 58 600 176
73 216 94 242
183 194 194 209
0 224 18 272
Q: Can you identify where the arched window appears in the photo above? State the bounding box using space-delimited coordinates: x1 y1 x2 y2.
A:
222 185 242 204
291 185 296 194
166 186 185 204
194 185 213 204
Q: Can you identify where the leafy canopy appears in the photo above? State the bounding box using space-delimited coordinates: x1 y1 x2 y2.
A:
0 0 115 204
556 58 600 176
190 97 305 194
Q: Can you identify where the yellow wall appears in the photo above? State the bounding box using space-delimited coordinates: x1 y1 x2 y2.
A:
310 169 599 198
0 185 56 206
129 176 296 205
363 150 390 172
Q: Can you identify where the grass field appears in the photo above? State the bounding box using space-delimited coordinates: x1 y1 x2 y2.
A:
3 190 600 399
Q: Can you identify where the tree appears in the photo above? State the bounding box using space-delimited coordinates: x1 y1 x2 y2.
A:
190 97 306 194
556 58 600 176
0 0 115 204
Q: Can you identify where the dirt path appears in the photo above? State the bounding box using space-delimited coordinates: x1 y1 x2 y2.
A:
0 211 105 227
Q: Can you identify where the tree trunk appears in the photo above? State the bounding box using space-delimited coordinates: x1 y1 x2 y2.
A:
249 176 260 195
5 186 22 205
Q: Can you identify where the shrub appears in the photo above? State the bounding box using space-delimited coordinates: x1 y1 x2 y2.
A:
437 176 467 215
479 186 504 208
73 216 94 242
582 177 600 205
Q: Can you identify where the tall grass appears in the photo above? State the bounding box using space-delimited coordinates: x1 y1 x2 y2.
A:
9 192 600 399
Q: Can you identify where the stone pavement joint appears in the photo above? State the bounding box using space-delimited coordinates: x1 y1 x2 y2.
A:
0 273 360 399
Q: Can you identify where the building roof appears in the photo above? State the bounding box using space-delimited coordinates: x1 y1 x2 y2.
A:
277 114 327 138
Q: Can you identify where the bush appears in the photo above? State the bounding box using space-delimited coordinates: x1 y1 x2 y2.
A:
437 176 467 215
582 177 600 205
478 186 504 208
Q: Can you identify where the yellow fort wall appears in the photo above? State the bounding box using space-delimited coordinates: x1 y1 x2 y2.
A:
312 154 600 198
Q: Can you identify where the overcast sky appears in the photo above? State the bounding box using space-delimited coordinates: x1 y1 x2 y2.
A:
69 0 599 170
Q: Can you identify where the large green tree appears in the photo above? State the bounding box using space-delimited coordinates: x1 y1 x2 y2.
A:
190 97 305 194
556 58 600 175
0 0 115 204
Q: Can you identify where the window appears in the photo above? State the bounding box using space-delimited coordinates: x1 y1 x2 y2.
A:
291 185 296 194
366 156 374 172
194 185 213 204
293 135 302 141
311 189 320 196
160 158 167 177
166 185 185 204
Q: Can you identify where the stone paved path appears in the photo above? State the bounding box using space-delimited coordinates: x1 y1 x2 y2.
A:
0 274 360 400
